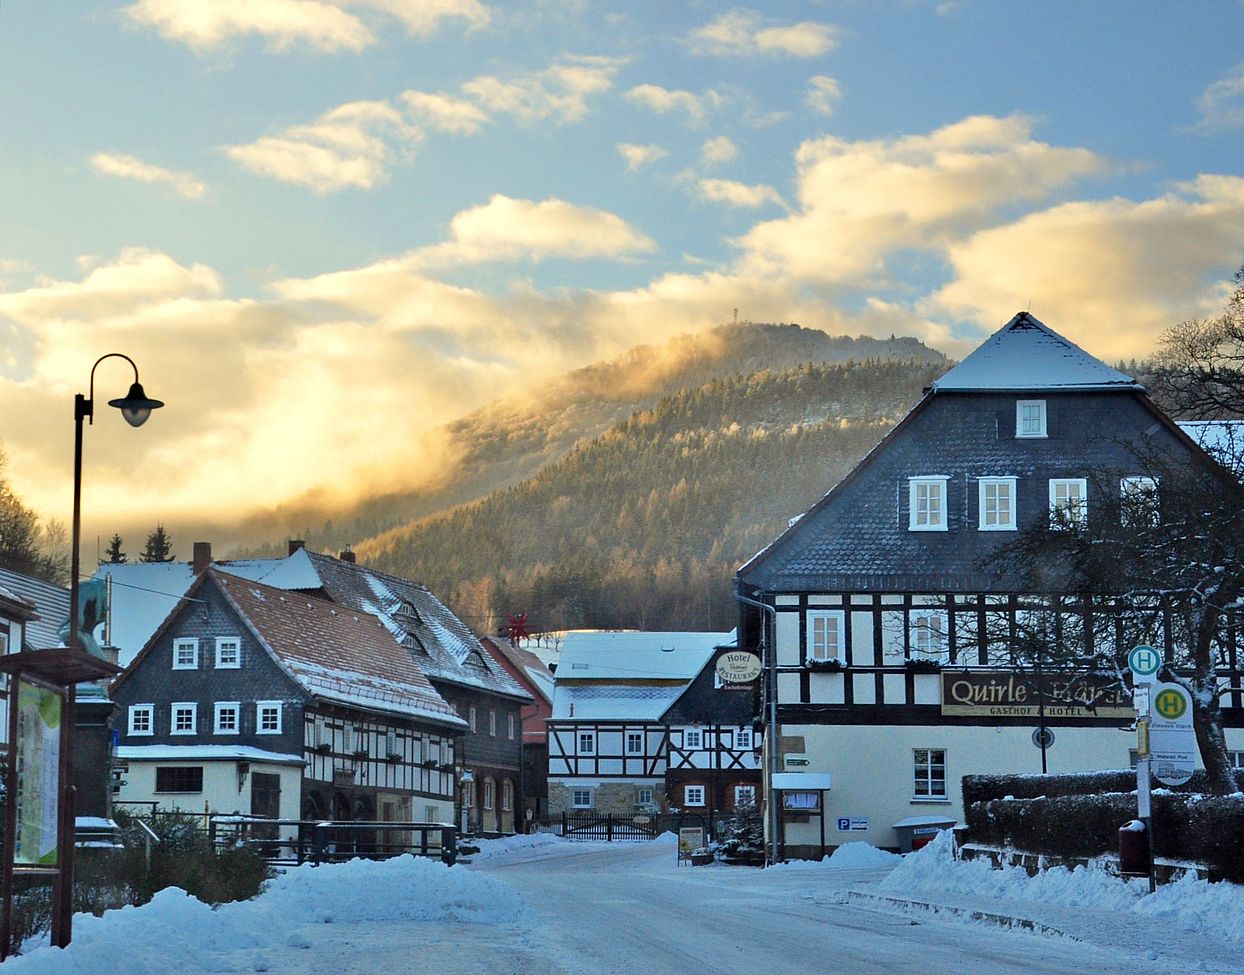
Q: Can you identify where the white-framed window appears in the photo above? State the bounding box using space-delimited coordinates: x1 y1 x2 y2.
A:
913 748 947 799
577 731 596 754
1120 476 1159 527
171 702 197 735
1016 400 1047 438
909 476 949 531
468 706 477 733
463 780 474 808
626 731 644 755
172 638 199 670
807 610 845 662
483 779 494 810
213 701 240 735
684 785 706 807
386 728 399 757
683 728 703 750
978 477 1017 531
572 788 593 809
256 701 282 735
128 703 154 736
636 787 654 807
214 637 241 669
507 713 516 739
734 784 757 807
735 727 753 750
1049 478 1088 528
502 780 513 812
489 710 497 737
910 610 947 656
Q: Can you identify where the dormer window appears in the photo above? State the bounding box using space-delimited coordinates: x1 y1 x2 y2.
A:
909 477 949 531
1016 400 1047 438
395 600 420 622
401 632 426 654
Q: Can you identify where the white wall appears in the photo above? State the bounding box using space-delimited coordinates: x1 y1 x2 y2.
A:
118 759 303 821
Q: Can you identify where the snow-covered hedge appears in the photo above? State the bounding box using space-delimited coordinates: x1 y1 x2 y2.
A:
962 768 1244 805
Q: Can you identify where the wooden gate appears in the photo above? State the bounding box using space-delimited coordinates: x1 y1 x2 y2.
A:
561 813 656 841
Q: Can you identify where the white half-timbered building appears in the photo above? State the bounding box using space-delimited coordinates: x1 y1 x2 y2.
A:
736 313 1244 858
547 631 761 818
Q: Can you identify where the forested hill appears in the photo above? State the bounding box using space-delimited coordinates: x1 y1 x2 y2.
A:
358 356 949 634
239 323 945 557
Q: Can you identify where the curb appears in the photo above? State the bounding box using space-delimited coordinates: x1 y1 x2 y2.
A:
842 891 1076 940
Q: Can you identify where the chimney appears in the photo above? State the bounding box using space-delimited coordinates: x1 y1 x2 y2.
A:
288 539 306 556
192 541 212 575
339 545 357 564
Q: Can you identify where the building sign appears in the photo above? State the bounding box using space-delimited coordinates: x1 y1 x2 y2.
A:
715 651 762 684
14 679 62 866
836 817 869 831
678 827 706 854
940 671 1131 719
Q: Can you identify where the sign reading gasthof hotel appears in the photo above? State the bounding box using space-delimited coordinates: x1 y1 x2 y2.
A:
941 671 1132 718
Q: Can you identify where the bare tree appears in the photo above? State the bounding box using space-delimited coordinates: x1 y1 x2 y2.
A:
1153 264 1244 418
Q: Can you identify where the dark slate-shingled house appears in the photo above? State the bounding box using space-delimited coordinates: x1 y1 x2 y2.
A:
736 312 1244 858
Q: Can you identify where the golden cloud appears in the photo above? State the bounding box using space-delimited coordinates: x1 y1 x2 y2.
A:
689 11 839 59
90 152 208 200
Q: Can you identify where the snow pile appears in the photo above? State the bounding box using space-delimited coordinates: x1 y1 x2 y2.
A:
7 855 527 974
470 832 566 862
767 841 902 871
883 830 1244 945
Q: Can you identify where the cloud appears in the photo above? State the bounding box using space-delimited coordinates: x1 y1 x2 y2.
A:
734 114 1108 285
123 0 489 54
400 90 488 135
223 100 419 192
90 152 207 200
697 179 786 210
805 75 841 117
617 143 667 170
701 136 738 165
462 55 623 124
625 84 721 126
689 10 839 59
1192 62 1244 132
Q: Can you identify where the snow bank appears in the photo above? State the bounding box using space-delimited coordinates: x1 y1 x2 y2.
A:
882 830 1244 946
470 832 566 863
7 855 527 974
766 842 902 872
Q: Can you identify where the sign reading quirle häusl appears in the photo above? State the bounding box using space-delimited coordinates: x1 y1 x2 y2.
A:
715 651 762 683
941 671 1132 719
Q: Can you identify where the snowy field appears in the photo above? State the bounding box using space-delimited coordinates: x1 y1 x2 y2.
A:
9 832 1244 974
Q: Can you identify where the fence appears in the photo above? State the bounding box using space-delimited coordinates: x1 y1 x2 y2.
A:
207 817 458 867
559 812 658 841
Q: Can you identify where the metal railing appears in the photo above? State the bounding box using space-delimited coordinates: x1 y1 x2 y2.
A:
207 816 458 866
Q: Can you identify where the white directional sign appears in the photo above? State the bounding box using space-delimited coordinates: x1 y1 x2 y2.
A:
1128 645 1162 685
1149 682 1198 786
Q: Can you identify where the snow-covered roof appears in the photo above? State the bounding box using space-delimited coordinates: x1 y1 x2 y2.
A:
552 683 690 721
208 547 324 590
95 561 197 666
116 743 307 764
931 312 1142 393
556 630 730 681
1177 420 1244 467
0 567 56 647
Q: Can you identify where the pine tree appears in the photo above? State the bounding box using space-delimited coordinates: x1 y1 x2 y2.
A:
101 533 127 564
140 524 175 563
717 802 764 862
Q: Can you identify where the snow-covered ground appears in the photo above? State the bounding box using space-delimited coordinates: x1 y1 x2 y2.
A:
9 833 1244 974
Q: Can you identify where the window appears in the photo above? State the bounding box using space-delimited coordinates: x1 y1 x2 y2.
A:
626 731 644 755
572 788 593 809
577 731 596 754
468 706 477 733
683 728 703 750
256 701 282 735
735 727 753 750
483 779 494 810
128 704 154 736
172 638 198 670
1016 400 1047 438
1049 478 1088 527
909 477 949 531
155 766 203 793
978 477 1017 531
214 637 241 669
783 791 819 810
636 787 654 807
910 611 947 656
502 780 513 812
735 784 757 807
214 702 240 735
489 710 497 737
386 729 399 757
171 702 197 735
463 780 474 808
914 748 947 799
807 610 844 662
507 713 516 739
1121 476 1159 527
684 785 706 807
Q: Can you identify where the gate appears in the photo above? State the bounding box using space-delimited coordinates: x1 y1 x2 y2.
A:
560 813 656 841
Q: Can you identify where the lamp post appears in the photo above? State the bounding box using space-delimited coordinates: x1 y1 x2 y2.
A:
56 353 162 947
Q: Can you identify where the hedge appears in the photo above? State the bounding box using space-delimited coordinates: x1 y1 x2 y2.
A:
962 768 1244 806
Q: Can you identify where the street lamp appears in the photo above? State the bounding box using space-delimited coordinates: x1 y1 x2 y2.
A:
59 353 162 946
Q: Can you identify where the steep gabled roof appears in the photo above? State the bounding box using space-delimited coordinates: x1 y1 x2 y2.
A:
480 635 554 706
931 312 1142 393
0 567 61 647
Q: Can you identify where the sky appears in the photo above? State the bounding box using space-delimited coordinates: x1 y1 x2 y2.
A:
3 2 1244 549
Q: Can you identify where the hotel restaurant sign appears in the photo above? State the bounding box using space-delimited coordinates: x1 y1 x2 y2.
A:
941 671 1132 719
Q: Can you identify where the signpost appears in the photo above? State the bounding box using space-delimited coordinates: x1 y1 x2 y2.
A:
1128 646 1162 894
1149 683 1197 786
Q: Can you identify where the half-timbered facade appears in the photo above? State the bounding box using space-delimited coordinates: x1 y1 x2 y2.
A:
736 313 1244 858
110 569 465 845
546 631 760 817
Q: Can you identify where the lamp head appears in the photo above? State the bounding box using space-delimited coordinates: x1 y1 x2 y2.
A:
108 381 164 428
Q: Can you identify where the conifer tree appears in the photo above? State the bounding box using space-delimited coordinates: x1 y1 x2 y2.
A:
102 533 127 564
140 524 175 563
